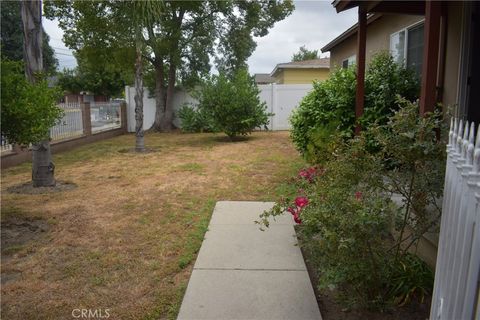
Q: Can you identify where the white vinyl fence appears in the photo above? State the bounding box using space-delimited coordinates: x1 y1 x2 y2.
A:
125 84 312 132
125 86 197 132
430 118 480 320
258 84 312 130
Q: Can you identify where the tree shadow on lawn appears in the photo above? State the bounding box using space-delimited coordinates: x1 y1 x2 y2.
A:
212 135 256 143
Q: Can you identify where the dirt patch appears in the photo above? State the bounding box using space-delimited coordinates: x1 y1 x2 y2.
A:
316 290 430 320
1 216 50 285
6 180 77 194
1 216 50 251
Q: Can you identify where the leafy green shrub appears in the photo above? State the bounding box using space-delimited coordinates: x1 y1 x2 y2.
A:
197 68 271 139
362 53 419 126
178 104 218 133
304 122 344 164
259 99 443 310
290 52 420 156
290 66 356 155
1 60 63 145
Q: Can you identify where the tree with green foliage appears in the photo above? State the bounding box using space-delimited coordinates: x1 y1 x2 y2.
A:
1 1 58 75
197 69 271 139
56 68 83 94
1 1 63 187
57 63 127 98
291 45 319 62
45 0 294 132
49 1 163 152
1 61 62 148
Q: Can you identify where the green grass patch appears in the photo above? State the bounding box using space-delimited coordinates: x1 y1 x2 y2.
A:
177 198 215 270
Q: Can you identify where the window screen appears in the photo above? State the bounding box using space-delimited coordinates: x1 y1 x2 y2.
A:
390 30 406 64
406 24 424 78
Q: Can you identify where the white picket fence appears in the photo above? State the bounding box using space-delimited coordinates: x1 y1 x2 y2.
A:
1 102 124 156
430 118 480 320
50 102 84 141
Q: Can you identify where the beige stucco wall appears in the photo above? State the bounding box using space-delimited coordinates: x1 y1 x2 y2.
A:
274 68 330 84
329 10 463 110
330 14 424 69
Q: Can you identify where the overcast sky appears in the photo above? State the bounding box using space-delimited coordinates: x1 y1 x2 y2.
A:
42 0 357 73
247 1 357 74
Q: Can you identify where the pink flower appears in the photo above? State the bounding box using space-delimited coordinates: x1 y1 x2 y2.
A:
355 191 363 201
295 196 309 208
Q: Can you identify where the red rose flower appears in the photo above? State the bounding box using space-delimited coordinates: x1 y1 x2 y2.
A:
295 196 309 208
287 207 298 216
293 213 302 224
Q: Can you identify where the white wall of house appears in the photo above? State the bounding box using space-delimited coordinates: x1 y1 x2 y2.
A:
125 84 312 132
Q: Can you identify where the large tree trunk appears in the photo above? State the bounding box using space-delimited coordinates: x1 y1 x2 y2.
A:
159 63 176 132
22 0 55 187
134 43 145 152
152 60 166 131
31 142 55 187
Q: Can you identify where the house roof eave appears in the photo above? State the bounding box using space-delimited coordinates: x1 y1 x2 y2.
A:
321 13 382 52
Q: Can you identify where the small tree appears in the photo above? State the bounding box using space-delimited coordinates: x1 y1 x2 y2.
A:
292 45 319 61
198 69 271 139
17 0 63 187
1 60 62 181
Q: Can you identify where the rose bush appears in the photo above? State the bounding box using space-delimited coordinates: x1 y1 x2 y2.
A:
258 99 445 310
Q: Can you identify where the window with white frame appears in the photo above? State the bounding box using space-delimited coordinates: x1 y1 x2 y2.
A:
390 22 424 77
342 55 356 68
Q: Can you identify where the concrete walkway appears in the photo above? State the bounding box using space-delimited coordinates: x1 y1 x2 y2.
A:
177 201 322 320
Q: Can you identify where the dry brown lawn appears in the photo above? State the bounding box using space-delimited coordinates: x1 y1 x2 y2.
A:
1 131 304 320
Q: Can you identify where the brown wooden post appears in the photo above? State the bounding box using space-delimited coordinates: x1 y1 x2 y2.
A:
419 0 441 115
120 102 128 133
81 102 92 136
355 4 367 134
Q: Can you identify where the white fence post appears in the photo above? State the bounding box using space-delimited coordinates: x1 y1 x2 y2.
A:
430 118 480 320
